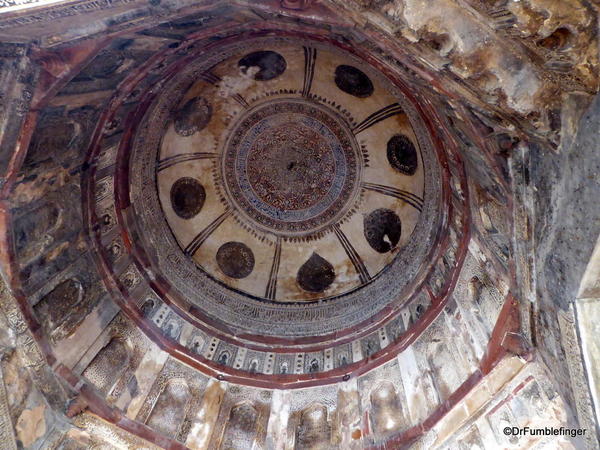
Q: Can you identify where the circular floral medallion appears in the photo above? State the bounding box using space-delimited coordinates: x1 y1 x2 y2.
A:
220 98 361 237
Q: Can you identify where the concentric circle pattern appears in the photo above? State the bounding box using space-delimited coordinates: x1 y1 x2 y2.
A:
221 99 361 236
85 31 469 385
144 40 437 305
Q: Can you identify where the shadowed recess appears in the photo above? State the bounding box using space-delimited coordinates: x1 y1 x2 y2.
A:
74 50 124 80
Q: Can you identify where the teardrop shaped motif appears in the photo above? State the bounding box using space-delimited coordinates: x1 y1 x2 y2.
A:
297 252 335 293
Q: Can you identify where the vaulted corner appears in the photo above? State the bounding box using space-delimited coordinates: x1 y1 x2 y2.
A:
0 0 598 449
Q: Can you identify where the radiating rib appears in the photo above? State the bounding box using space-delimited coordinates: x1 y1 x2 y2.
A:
232 93 249 108
362 182 424 212
199 73 248 108
265 237 282 300
302 47 317 97
352 103 404 135
184 209 231 256
333 224 371 284
199 72 221 85
157 152 217 172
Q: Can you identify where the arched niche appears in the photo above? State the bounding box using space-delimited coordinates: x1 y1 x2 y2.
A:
82 337 131 396
220 402 259 449
146 378 191 439
14 202 62 264
426 341 460 402
34 278 84 341
369 381 403 435
295 404 331 450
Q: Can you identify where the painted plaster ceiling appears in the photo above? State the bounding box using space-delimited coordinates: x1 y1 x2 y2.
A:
151 41 431 302
73 20 467 384
3 3 478 390
0 0 599 447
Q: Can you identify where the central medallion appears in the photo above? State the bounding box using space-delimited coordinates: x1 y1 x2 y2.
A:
247 123 335 210
220 98 362 238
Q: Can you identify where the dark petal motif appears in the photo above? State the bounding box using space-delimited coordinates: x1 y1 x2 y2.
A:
297 253 336 293
238 51 287 81
174 97 212 136
364 208 402 253
334 65 374 98
216 242 255 279
170 177 206 219
386 134 418 175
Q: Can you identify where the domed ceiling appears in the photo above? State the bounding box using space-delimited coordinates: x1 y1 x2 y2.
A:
2 0 600 447
151 41 428 302
82 26 467 386
2 0 599 446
